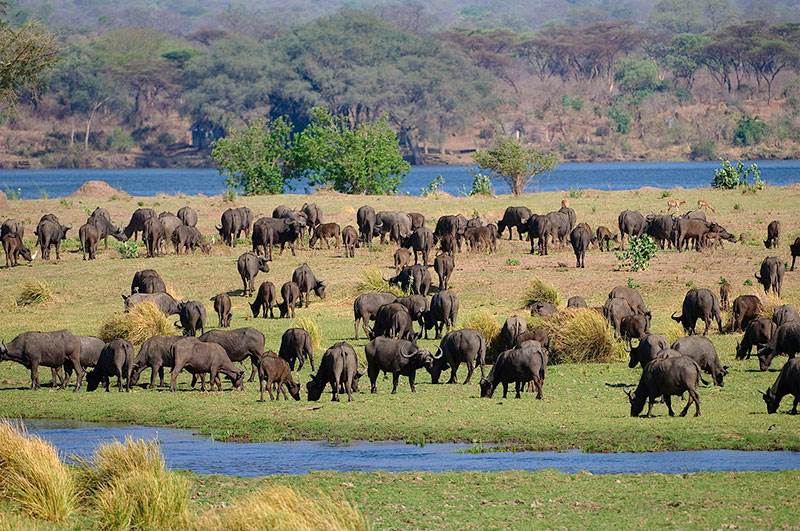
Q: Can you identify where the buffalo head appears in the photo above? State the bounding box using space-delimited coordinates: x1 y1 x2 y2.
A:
479 377 494 398
287 381 301 401
0 340 7 359
762 388 779 413
306 377 324 401
313 280 326 299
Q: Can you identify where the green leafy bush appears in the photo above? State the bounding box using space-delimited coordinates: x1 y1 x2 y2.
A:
608 106 631 134
690 139 716 160
616 235 657 272
421 175 444 197
733 114 767 146
712 159 763 190
115 241 139 259
469 172 493 196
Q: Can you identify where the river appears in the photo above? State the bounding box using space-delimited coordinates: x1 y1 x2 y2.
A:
2 160 800 199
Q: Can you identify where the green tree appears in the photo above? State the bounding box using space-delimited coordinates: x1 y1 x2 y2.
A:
614 57 660 95
211 118 294 195
473 136 558 196
293 107 410 195
733 115 768 146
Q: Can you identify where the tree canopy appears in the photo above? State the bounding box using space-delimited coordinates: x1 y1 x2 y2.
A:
473 136 559 195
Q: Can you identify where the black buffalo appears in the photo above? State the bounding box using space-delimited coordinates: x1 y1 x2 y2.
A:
570 223 592 268
755 256 784 296
176 301 207 336
425 289 459 339
429 328 486 384
762 358 800 414
278 281 301 318
353 292 397 339
199 327 265 382
497 206 531 240
279 328 315 371
237 252 269 296
122 292 179 316
479 340 548 399
672 335 727 386
130 336 183 388
757 322 800 371
131 269 166 294
365 336 438 394
86 339 134 392
292 263 326 306
170 338 244 392
0 330 83 390
618 210 646 250
627 333 669 369
671 288 723 336
307 342 360 401
371 303 415 341
356 205 377 244
627 354 701 417
736 318 776 360
212 293 232 328
434 253 454 291
732 294 763 332
122 208 155 241
250 281 277 319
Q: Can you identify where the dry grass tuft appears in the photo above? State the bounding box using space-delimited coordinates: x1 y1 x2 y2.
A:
15 281 53 306
658 321 686 345
757 291 785 319
194 485 369 531
356 268 405 297
541 308 625 363
523 277 562 307
460 310 501 354
0 420 75 522
98 301 177 345
74 438 164 497
292 316 321 353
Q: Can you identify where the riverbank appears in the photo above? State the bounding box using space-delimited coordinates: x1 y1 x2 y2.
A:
0 187 798 452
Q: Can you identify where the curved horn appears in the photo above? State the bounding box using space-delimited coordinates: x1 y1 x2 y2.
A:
215 224 223 230
400 345 416 358
432 347 443 359
31 251 38 260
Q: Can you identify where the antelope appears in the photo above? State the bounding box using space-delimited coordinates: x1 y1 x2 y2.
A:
697 199 716 213
665 199 686 212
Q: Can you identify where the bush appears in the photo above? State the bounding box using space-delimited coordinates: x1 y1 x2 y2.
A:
292 316 321 353
608 106 631 134
712 159 764 190
733 114 767 146
115 240 139 259
689 139 716 160
469 172 493 196
541 309 625 363
615 235 657 271
356 268 405 297
523 277 562 307
75 438 164 498
421 175 445 197
98 301 177 345
0 420 75 522
460 310 501 355
106 128 135 153
16 281 53 306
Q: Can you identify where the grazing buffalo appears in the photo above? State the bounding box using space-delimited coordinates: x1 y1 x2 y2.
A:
429 329 486 384
762 358 800 414
130 336 183 388
0 330 84 390
87 339 134 392
158 212 183 251
199 327 265 382
791 237 800 271
365 336 438 394
279 281 301 318
250 281 277 319
675 218 714 252
371 303 415 341
375 211 413 244
755 256 784 296
176 301 207 337
736 318 776 360
765 220 780 249
87 208 126 249
307 342 360 401
773 304 799 327
122 292 179 316
279 328 315 371
515 327 550 349
170 338 244 392
732 294 763 332
645 214 675 249
353 292 397 339
2 232 32 267
394 248 412 273
252 217 301 259
480 340 548 399
567 296 587 308
465 226 497 253
672 335 727 386
627 354 701 417
608 286 650 317
142 217 165 258
356 205 377 244
212 293 232 328
402 227 435 265
757 322 800 371
292 263 326 306
672 288 723 336
1 218 24 239
497 206 532 240
131 269 166 294
56 336 106 387
570 223 592 268
172 226 209 254
434 214 467 251
425 290 459 339
620 314 649 345
177 206 198 227
545 211 570 249
237 252 269 296
719 282 732 311
527 214 550 255
434 253 454 290
35 218 70 260
559 205 577 230
257 353 301 401
500 316 527 351
627 334 669 369
618 210 646 250
302 202 323 226
595 226 617 251
390 264 431 296
438 233 457 255
217 207 252 246
531 300 557 318
309 222 341 249
122 208 156 241
79 223 100 260
396 295 428 334
342 225 358 257
604 297 635 337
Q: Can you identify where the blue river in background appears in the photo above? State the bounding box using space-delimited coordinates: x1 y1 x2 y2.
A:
1 160 800 199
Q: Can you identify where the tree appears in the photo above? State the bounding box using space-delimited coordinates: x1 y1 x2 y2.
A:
473 137 558 196
211 118 294 195
292 107 410 195
614 57 660 95
656 33 710 90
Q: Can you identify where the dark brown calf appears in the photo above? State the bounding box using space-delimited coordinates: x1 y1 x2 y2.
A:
309 222 341 249
258 352 301 401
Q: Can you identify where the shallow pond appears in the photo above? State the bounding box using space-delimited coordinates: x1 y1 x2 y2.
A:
22 420 800 476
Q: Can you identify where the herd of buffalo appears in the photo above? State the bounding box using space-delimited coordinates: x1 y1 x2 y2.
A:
1 198 799 417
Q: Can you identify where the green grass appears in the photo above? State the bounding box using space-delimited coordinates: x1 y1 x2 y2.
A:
0 188 798 452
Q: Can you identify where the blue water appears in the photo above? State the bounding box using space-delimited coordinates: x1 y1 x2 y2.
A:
2 160 800 199
22 420 800 476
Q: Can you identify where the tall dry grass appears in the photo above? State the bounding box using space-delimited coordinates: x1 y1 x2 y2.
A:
657 321 685 345
75 438 164 497
757 291 785 319
460 310 502 355
98 301 177 345
356 268 404 297
292 316 321 352
523 277 562 307
15 281 53 306
195 486 369 531
0 420 75 522
541 309 625 363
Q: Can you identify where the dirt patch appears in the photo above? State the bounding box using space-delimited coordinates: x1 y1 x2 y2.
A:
69 180 128 199
0 191 8 208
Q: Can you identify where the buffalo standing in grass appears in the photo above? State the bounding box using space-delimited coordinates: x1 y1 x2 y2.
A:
791 237 800 271
172 226 209 254
672 335 727 386
176 301 207 337
87 339 134 392
199 327 265 382
55 336 106 388
122 292 179 316
131 269 166 294
755 256 784 296
480 340 548 399
773 304 799 327
278 281 301 318
765 220 780 249
353 292 397 339
627 353 701 417
429 328 486 384
170 338 244 392
307 342 360 401
671 288 723 336
142 217 165 258
250 281 277 319
757 322 800 371
497 206 531 240
35 218 71 260
0 330 84 390
309 222 341 249
212 293 232 328
371 303 416 341
356 205 377 244
627 334 669 369
342 225 358 257
732 294 762 332
2 232 32 267
177 206 198 227
425 290 459 339
258 352 301 401
279 328 315 371
130 336 183 388
762 358 800 414
736 318 777 360
570 223 593 268
433 253 454 291
237 252 269 296
365 336 438 394
595 226 618 252
292 263 326 307
122 208 155 241
402 227 435 265
618 210 646 250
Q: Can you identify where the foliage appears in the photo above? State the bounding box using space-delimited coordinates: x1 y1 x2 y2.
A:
607 106 631 134
16 281 52 306
733 115 768 146
421 175 445 197
523 277 562 307
712 159 763 190
3 187 20 200
356 268 405 297
469 172 494 196
614 57 660 95
98 301 178 345
615 235 657 271
293 107 410 195
505 258 520 266
690 139 716 160
0 21 59 107
460 310 501 352
292 316 321 353
541 309 625 363
626 277 641 289
114 240 139 259
212 118 294 195
473 136 558 196
0 420 75 522
106 127 134 152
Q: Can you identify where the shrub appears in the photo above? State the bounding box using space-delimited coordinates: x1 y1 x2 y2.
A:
523 277 562 307
292 316 321 353
615 235 657 272
421 175 445 197
541 309 625 363
608 106 631 134
356 268 405 297
505 258 520 266
0 420 75 522
222 187 239 203
732 114 767 146
659 322 686 345
626 277 640 289
98 301 177 345
469 172 493 196
16 281 53 306
107 127 135 153
712 159 763 190
115 240 139 259
461 310 501 355
195 485 368 531
689 139 716 160
75 438 164 497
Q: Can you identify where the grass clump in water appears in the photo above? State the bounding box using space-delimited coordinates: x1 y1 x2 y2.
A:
15 281 52 306
292 316 322 352
542 308 625 363
194 485 368 531
356 268 404 297
0 420 75 522
523 277 562 307
98 301 177 345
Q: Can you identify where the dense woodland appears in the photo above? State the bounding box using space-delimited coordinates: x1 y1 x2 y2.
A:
2 0 800 168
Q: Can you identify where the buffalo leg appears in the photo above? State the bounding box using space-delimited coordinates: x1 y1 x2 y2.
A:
533 377 543 400
30 362 40 390
514 381 522 399
791 397 798 415
703 317 710 336
501 382 508 399
679 393 693 417
368 367 379 394
664 395 674 416
331 377 340 401
248 359 257 383
391 373 401 394
448 361 461 384
170 366 182 392
646 397 655 417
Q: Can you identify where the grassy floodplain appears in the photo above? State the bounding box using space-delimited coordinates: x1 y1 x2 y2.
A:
0 186 798 452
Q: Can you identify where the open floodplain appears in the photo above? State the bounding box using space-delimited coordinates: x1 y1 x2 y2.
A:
1 185 800 528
